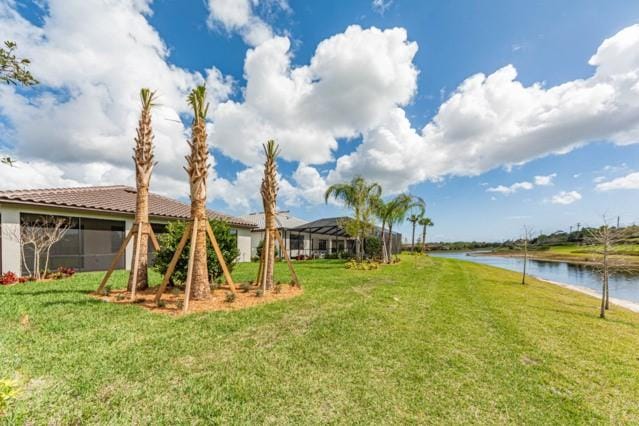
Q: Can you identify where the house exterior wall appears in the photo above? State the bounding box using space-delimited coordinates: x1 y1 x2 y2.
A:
0 203 252 276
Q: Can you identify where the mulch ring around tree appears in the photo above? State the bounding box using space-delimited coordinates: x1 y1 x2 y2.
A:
91 284 303 315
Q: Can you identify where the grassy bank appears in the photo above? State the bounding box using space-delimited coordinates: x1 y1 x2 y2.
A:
1 256 639 424
488 244 639 269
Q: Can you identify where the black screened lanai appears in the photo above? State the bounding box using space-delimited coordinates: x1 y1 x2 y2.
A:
289 217 402 258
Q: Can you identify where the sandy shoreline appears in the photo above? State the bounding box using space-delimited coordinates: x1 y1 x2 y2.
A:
536 276 639 313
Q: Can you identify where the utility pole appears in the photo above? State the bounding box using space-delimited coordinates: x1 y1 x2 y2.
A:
617 216 620 228
577 222 581 232
569 225 572 234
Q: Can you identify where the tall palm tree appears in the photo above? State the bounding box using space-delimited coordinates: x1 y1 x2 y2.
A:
128 88 156 292
407 199 426 253
186 85 210 300
325 176 381 261
374 193 410 263
260 140 279 291
418 217 434 253
386 194 422 261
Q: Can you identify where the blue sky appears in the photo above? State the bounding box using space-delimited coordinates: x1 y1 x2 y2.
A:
1 0 639 242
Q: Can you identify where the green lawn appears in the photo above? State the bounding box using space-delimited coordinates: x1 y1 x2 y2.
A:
1 256 639 424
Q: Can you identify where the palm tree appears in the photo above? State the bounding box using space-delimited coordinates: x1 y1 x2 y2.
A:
128 88 156 292
418 217 434 253
325 176 381 261
259 140 279 291
186 85 210 300
374 193 410 263
407 199 426 253
386 194 422 261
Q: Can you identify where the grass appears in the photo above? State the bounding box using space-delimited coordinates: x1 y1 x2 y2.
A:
1 256 639 424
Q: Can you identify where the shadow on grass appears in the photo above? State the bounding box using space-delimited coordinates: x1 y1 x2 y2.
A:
41 298 105 307
7 289 90 296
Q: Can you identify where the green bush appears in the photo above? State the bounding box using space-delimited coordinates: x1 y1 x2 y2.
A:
154 220 239 285
256 238 280 258
364 236 382 259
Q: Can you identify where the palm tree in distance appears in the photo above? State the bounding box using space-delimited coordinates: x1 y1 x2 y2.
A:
418 217 434 253
325 176 381 261
386 195 423 261
407 199 426 253
375 193 411 263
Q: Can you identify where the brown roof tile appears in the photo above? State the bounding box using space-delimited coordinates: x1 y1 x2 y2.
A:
0 185 255 228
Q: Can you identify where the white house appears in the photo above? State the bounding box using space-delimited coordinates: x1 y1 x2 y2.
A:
0 185 256 276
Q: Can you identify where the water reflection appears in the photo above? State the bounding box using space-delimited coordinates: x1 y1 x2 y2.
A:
430 252 639 303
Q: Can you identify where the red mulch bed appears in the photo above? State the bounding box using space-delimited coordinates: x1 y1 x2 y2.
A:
91 283 303 315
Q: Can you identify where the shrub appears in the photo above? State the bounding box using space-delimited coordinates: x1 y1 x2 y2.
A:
154 220 239 285
100 285 112 296
274 284 282 294
255 289 264 298
240 282 252 293
0 272 18 285
157 300 167 308
224 291 236 303
364 236 382 259
256 239 280 259
345 260 380 270
116 294 126 301
0 379 18 414
176 300 184 310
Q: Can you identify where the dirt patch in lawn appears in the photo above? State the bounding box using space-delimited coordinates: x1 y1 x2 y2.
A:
91 284 303 315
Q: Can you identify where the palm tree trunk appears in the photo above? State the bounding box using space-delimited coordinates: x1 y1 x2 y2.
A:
128 183 149 291
380 220 388 263
421 225 426 253
388 224 394 263
411 223 416 253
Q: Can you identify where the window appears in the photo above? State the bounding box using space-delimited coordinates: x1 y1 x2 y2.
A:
21 213 125 274
318 239 327 251
289 234 304 250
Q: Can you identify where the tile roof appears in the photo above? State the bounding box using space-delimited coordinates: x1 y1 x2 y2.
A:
0 185 255 228
239 211 308 230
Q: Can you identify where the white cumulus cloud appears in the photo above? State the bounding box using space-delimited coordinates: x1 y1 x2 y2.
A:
534 173 556 186
486 181 534 195
595 172 639 191
551 190 582 205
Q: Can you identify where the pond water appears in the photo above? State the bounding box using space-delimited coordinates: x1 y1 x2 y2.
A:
430 251 639 304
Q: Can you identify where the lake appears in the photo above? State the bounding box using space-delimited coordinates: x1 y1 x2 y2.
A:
430 251 639 304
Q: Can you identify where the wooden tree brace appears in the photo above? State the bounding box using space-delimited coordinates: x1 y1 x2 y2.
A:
129 222 144 301
206 220 236 292
154 221 193 304
96 223 137 294
182 218 199 313
275 229 300 287
147 223 161 251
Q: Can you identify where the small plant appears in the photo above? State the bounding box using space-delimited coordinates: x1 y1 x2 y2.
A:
176 300 184 310
274 284 282 294
157 300 167 308
100 285 112 296
240 282 252 293
255 289 264 298
224 291 236 303
133 298 145 304
0 271 19 285
211 281 221 290
0 379 18 414
115 294 126 301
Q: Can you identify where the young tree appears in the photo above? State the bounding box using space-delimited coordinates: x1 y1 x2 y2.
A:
128 88 157 292
186 85 211 300
325 176 382 261
18 216 70 279
586 220 625 318
1 41 37 86
517 225 534 285
419 217 434 252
